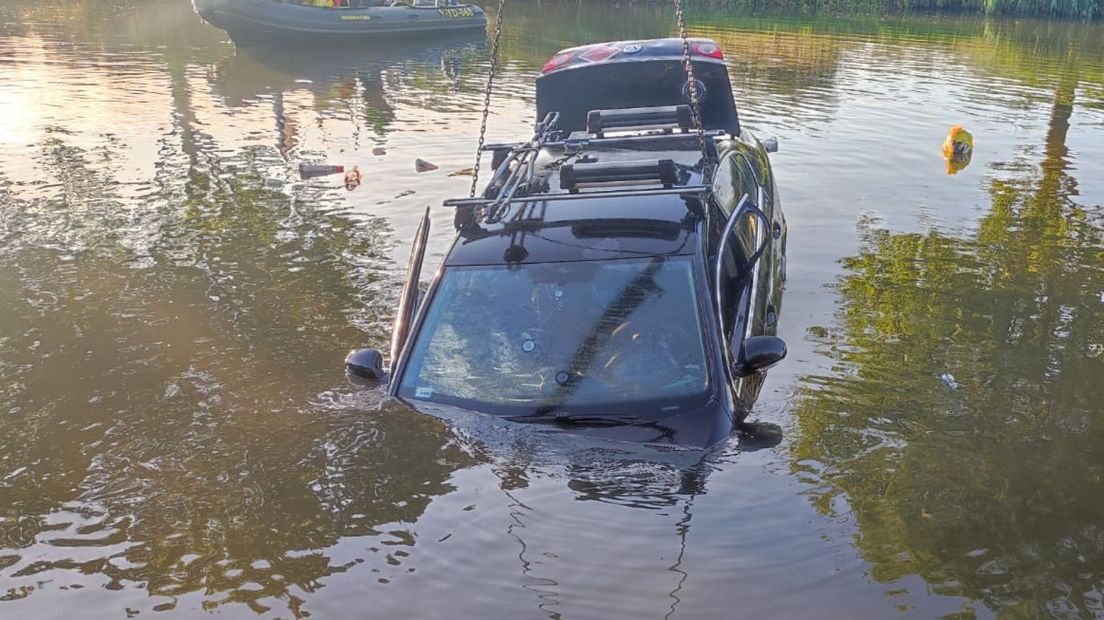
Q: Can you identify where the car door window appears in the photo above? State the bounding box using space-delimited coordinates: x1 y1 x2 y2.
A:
712 148 761 218
716 203 764 348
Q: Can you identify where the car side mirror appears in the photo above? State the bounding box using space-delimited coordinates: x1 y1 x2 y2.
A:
733 336 786 377
345 348 389 385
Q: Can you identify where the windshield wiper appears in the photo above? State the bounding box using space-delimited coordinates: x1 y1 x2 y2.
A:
505 411 642 427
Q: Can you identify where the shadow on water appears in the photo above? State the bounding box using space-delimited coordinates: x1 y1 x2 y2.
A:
791 49 1104 617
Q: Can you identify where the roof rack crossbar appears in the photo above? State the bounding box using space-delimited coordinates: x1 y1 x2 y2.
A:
586 105 693 138
481 128 727 154
443 184 710 208
560 158 679 192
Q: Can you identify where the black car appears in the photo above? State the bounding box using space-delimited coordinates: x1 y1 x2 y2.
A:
347 38 787 449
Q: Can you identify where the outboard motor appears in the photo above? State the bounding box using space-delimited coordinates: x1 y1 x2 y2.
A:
536 38 740 136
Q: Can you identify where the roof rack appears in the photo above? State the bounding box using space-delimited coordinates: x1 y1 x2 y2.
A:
444 105 719 221
443 184 710 208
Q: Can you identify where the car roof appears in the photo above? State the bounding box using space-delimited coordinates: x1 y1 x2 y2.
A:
445 192 703 266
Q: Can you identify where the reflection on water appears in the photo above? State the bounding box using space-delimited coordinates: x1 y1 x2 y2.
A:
794 53 1104 617
1 0 1103 616
211 34 486 134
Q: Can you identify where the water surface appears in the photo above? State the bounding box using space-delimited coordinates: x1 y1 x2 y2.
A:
1 1 1103 617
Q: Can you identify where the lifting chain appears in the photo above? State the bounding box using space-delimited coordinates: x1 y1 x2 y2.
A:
672 0 712 184
469 0 507 198
471 0 707 196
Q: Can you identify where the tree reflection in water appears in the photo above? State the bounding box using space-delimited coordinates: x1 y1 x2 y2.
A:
793 65 1104 617
0 6 485 612
0 130 477 615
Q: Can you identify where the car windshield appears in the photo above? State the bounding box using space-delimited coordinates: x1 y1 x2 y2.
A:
397 256 710 416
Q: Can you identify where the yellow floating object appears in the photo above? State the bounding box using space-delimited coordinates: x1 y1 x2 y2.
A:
945 155 972 175
943 125 973 159
942 125 973 175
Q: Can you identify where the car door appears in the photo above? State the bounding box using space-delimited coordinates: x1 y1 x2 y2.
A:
390 207 431 367
714 193 770 368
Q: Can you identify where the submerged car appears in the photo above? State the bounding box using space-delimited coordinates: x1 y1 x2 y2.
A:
346 38 787 449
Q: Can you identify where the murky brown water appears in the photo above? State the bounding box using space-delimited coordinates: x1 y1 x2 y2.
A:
1 1 1103 617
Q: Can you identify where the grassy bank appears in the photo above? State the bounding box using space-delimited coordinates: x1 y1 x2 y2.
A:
692 0 1100 19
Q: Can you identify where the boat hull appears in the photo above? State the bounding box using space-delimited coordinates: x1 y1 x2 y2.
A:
194 0 487 44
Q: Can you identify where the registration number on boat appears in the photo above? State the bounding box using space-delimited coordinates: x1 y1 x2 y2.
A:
438 6 474 17
340 14 372 20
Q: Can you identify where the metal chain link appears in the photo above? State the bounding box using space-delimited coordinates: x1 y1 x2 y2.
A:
672 0 711 184
469 0 507 198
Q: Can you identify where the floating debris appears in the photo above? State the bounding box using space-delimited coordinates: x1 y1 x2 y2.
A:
372 147 387 156
415 158 439 173
299 163 344 179
344 166 362 191
940 373 961 389
448 167 476 177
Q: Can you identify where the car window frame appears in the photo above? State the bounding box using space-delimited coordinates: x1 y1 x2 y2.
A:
390 255 716 415
390 207 432 368
715 189 770 367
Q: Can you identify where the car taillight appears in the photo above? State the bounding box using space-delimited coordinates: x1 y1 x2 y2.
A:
541 51 575 74
691 42 723 59
578 44 620 64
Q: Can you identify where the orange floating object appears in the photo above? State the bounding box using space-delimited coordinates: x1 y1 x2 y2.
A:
344 166 362 191
942 125 974 175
